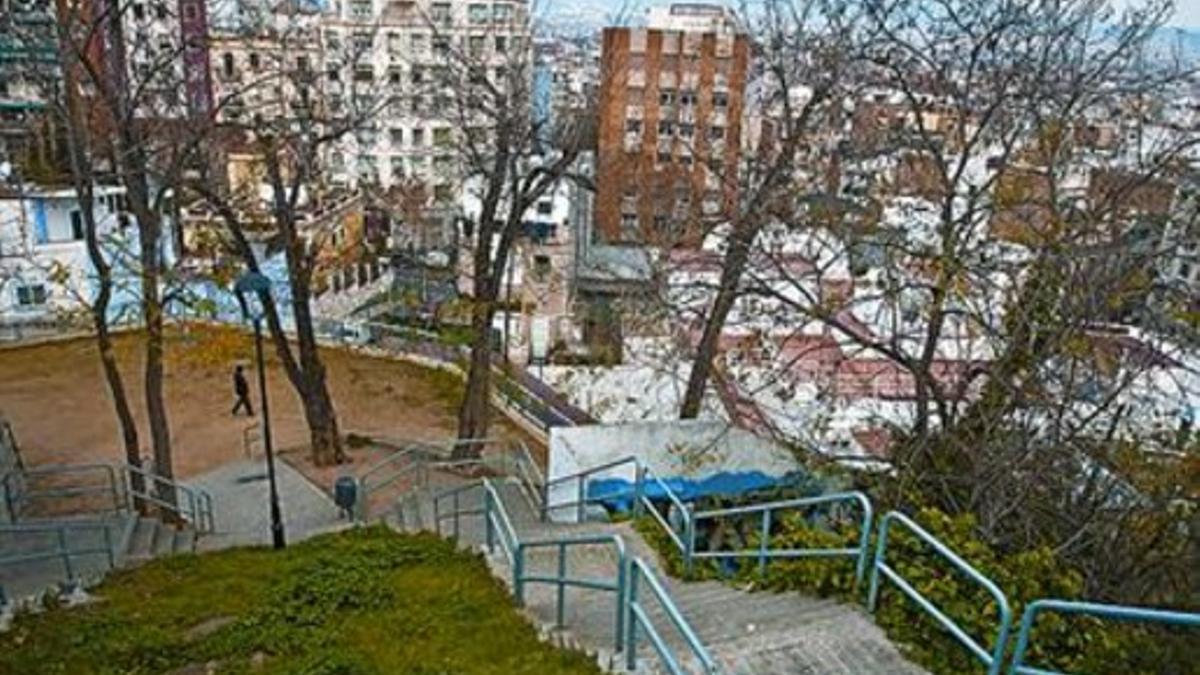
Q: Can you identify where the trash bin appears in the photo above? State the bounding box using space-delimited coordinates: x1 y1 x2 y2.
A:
334 476 358 519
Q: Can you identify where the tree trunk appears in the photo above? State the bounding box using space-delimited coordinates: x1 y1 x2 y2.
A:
456 300 494 458
141 232 177 515
680 226 754 418
287 234 345 467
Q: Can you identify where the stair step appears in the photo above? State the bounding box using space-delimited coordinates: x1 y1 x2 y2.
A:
126 518 158 560
152 523 176 557
173 528 196 555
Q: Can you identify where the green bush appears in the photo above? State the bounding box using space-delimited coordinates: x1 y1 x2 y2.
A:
635 502 1189 674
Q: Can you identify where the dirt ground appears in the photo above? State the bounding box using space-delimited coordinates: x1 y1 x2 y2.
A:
0 327 538 482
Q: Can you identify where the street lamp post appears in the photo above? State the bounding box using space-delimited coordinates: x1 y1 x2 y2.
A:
235 271 286 550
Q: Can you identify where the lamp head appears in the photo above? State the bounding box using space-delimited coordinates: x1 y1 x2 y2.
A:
234 271 271 322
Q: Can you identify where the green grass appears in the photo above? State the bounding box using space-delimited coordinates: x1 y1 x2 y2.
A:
0 528 603 675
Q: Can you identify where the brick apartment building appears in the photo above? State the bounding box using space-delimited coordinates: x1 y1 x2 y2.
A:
594 3 750 246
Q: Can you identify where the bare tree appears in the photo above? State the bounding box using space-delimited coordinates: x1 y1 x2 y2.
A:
185 2 398 466
428 7 593 454
689 0 1200 601
679 0 866 418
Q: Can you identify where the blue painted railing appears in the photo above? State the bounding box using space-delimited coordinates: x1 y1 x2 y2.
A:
690 491 874 588
541 455 640 522
634 464 694 567
481 479 629 653
869 511 1012 675
625 557 718 675
517 533 627 653
1008 599 1200 675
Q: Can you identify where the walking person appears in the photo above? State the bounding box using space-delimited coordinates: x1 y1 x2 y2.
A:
232 365 254 416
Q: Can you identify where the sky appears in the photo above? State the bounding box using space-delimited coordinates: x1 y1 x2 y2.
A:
543 0 1200 30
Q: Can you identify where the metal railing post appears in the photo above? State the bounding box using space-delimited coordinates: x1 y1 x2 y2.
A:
758 509 771 578
867 515 889 613
576 476 585 523
615 544 627 654
625 563 640 672
452 490 461 540
684 504 696 575
102 526 114 569
56 527 74 582
539 480 549 522
555 541 567 628
854 495 873 591
513 543 525 607
632 466 645 517
484 488 495 553
433 495 442 536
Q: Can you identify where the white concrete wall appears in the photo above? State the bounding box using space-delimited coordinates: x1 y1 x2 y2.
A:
545 420 798 521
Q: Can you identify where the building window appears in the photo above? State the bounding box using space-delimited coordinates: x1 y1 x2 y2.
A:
493 3 513 23
468 3 488 24
680 91 696 107
469 35 486 57
70 210 84 240
16 284 47 307
430 2 451 24
660 90 675 106
679 123 694 139
350 0 372 20
657 121 675 136
390 128 404 146
222 53 235 78
495 35 508 53
412 128 426 147
625 119 642 134
249 52 260 70
390 156 406 176
537 200 553 215
387 32 401 54
713 92 729 109
133 3 145 19
709 125 725 141
533 254 551 280
433 128 452 147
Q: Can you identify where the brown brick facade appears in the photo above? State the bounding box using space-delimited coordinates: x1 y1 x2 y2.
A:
594 26 749 246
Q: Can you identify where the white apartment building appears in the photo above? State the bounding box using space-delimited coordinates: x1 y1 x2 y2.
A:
207 0 531 196
320 0 531 193
0 183 149 323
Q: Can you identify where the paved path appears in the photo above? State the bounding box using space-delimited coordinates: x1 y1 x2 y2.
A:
188 459 348 551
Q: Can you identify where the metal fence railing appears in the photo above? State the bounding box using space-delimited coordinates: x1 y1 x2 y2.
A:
626 557 718 675
1 462 215 534
690 491 874 588
868 511 1012 675
1008 600 1200 675
0 520 117 606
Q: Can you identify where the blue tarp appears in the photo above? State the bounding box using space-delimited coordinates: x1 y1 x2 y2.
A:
586 471 785 513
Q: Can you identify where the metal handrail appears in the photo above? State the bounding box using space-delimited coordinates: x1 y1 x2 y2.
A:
691 491 874 588
635 465 693 568
868 511 1012 675
483 479 521 572
123 464 216 533
1008 599 1200 675
2 463 123 521
626 557 718 675
516 533 628 653
2 462 214 533
432 481 486 539
0 520 116 591
542 455 640 522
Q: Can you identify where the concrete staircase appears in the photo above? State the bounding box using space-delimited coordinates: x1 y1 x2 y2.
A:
389 471 926 674
0 514 198 606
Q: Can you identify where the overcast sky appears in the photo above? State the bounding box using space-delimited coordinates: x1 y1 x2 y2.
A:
545 1 1200 30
